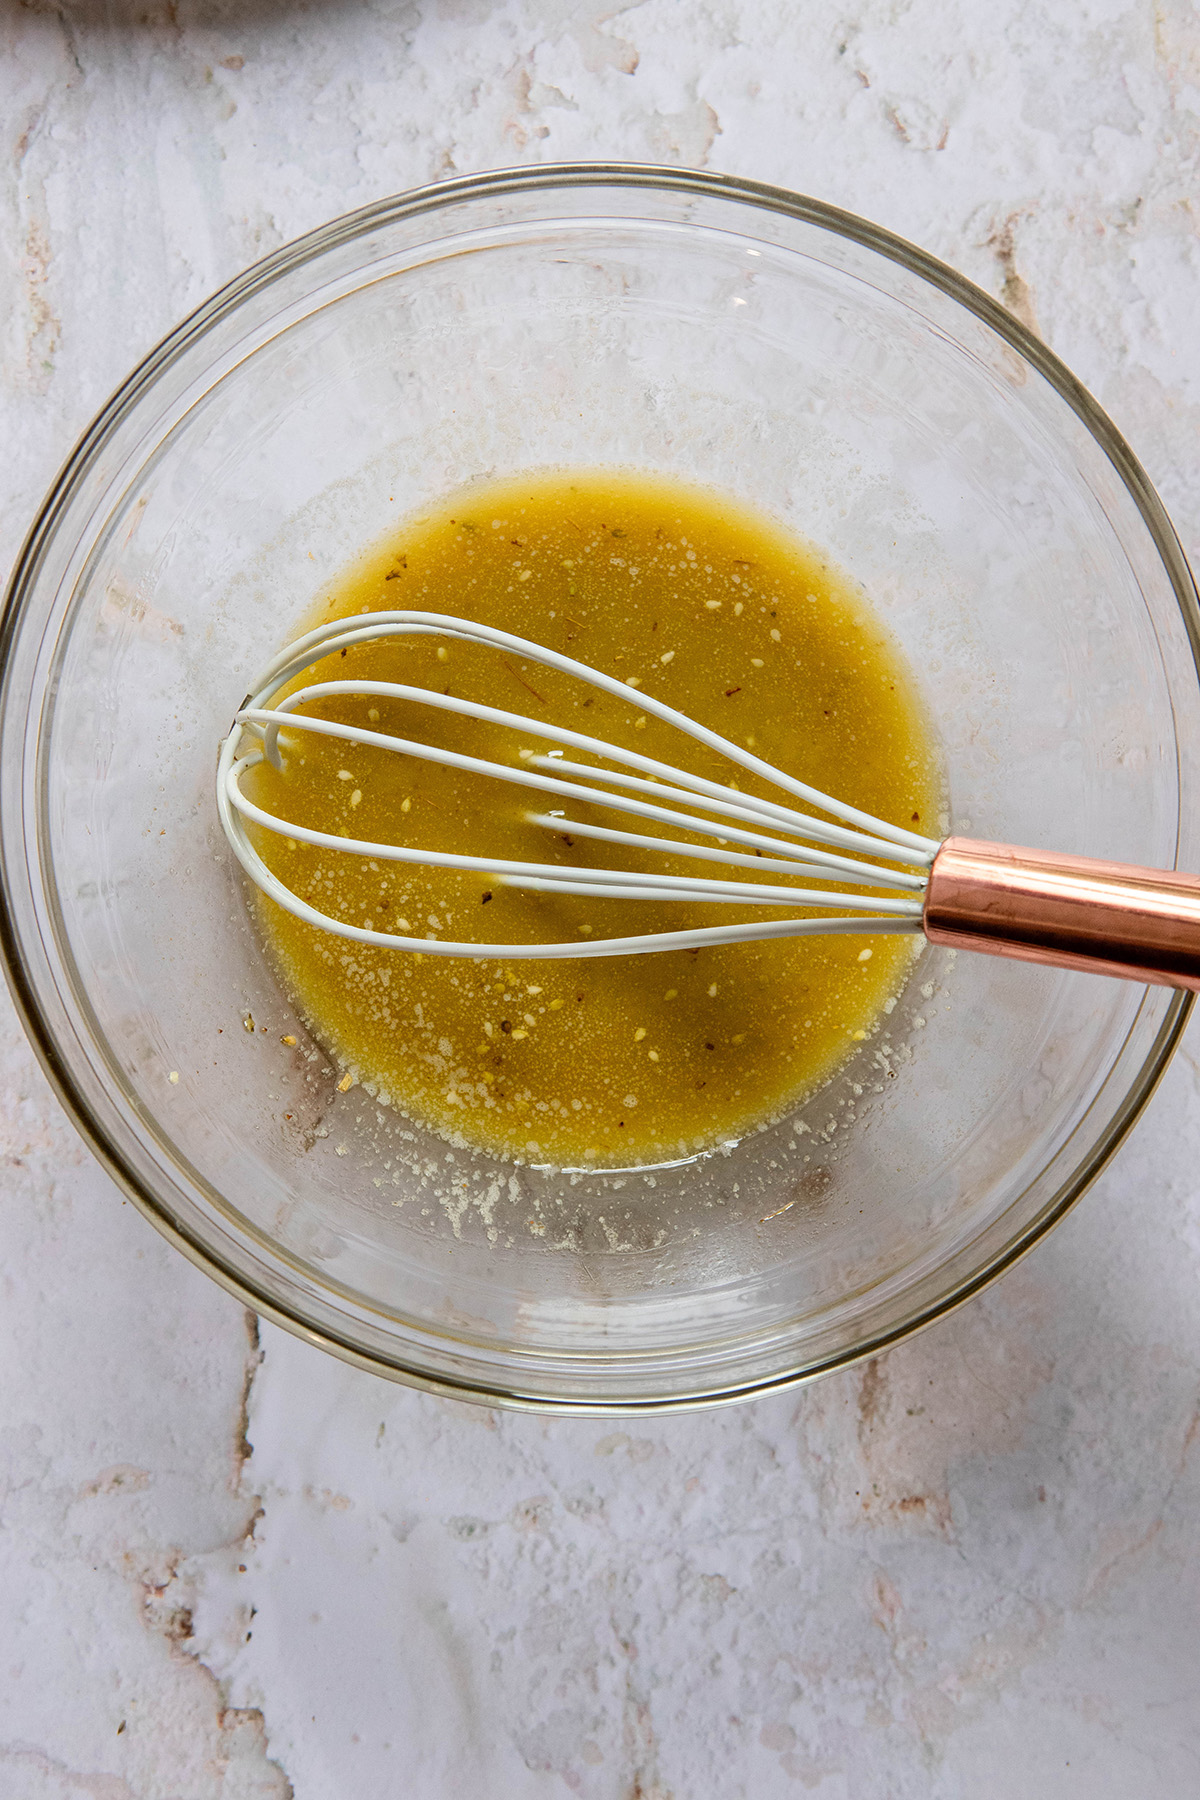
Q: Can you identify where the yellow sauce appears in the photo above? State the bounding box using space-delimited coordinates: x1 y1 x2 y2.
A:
247 469 940 1167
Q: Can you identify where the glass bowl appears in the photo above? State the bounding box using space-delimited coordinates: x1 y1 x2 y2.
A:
3 165 1197 1413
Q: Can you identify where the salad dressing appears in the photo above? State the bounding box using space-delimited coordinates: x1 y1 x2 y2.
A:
248 469 940 1166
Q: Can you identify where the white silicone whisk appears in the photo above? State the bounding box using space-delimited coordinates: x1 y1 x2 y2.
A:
217 610 1200 989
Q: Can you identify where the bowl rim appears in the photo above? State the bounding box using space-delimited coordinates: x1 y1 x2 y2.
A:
3 160 1197 1414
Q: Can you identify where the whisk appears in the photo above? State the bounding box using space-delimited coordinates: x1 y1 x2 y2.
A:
217 610 1200 990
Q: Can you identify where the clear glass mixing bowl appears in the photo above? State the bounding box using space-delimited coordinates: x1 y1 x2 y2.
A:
3 166 1198 1411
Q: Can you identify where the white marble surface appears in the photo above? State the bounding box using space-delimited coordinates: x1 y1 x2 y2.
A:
4 2 1200 1793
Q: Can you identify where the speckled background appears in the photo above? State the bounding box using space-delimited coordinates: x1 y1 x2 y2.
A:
3 2 1200 1794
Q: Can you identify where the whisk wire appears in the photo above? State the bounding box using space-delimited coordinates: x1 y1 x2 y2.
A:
521 813 926 891
218 610 937 959
246 612 940 854
256 675 932 866
235 701 921 881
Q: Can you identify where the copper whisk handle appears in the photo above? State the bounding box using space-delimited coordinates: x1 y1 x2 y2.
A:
924 837 1200 991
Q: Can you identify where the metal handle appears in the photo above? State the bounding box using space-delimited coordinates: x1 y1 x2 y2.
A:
923 836 1200 990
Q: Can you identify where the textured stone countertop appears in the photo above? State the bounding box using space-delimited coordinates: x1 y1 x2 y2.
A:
4 3 1200 1795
